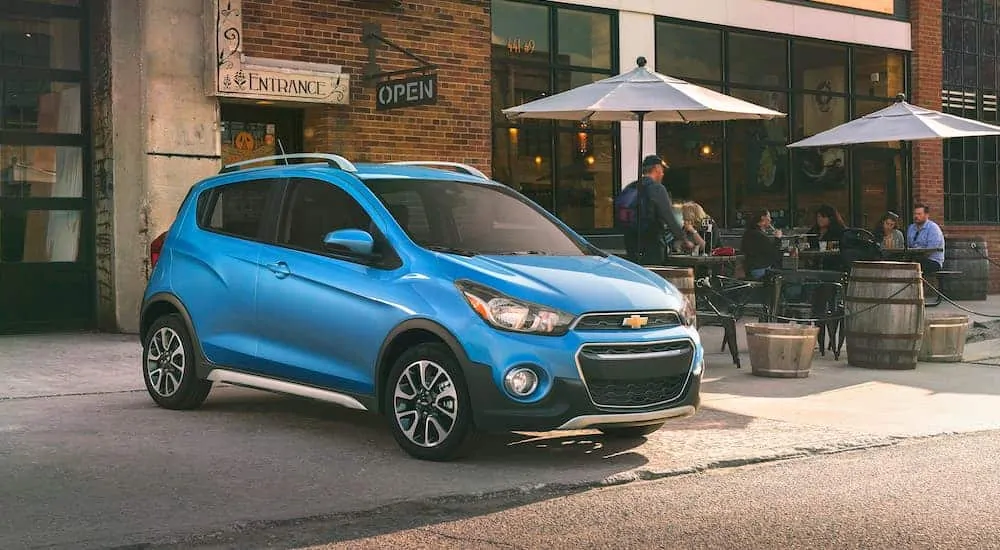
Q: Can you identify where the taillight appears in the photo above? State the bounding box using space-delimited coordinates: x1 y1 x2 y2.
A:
150 231 168 269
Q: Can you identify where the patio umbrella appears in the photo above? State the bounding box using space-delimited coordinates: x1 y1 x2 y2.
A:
787 93 1000 148
501 56 784 256
502 57 785 182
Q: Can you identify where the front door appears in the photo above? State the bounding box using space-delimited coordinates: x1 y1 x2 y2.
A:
220 104 303 167
0 3 93 333
853 146 903 230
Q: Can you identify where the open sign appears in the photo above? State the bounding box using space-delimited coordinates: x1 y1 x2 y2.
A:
375 73 438 111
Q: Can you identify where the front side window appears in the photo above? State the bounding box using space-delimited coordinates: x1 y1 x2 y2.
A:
202 179 275 239
279 178 373 255
365 179 590 256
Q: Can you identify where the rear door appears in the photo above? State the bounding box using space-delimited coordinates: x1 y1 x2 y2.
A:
253 176 407 395
169 177 282 369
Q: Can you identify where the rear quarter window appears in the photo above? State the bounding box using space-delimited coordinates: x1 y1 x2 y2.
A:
198 179 274 240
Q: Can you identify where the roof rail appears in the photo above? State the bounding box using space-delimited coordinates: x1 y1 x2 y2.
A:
220 153 357 174
386 161 489 180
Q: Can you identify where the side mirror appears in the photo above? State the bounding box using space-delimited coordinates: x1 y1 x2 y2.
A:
323 228 375 256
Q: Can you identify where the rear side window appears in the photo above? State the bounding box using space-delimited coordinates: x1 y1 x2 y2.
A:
200 180 274 239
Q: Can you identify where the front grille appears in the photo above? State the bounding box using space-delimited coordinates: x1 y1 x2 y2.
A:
573 311 680 331
576 340 694 408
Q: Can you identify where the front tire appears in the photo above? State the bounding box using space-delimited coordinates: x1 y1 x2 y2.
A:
385 343 476 461
142 314 212 410
599 422 665 438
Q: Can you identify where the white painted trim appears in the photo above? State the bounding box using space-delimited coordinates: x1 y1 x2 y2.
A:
618 11 657 188
545 0 911 51
207 369 369 411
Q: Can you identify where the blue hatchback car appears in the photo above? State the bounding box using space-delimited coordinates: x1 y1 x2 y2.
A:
139 153 704 461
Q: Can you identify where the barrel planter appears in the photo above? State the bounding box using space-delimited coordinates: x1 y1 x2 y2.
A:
844 261 925 370
745 322 820 378
648 266 696 319
941 237 989 301
918 314 969 363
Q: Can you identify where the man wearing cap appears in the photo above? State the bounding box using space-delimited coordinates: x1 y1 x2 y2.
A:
623 155 692 265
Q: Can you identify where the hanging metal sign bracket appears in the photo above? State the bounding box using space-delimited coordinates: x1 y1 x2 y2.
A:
361 22 437 81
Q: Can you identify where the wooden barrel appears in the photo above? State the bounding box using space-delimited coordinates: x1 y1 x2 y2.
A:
745 322 819 378
918 314 968 362
844 261 925 370
941 237 989 301
647 266 696 317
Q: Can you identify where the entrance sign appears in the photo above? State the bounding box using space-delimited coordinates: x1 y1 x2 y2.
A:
376 74 438 111
206 0 349 105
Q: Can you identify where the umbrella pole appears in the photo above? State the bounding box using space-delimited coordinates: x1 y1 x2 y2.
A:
635 111 648 260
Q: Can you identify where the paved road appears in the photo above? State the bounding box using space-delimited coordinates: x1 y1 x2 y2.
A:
202 431 999 549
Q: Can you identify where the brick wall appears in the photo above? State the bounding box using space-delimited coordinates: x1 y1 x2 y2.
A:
241 0 492 172
909 0 943 213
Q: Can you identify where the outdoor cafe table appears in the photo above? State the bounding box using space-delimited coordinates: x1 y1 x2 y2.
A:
880 247 944 260
663 254 744 278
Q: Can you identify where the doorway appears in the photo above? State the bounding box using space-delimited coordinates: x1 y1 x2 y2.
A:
219 104 304 167
853 146 903 231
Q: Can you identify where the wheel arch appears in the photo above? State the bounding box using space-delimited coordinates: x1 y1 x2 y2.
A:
374 318 473 415
140 293 212 378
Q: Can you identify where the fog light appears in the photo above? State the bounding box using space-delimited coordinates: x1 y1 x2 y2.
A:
504 367 539 396
692 360 704 377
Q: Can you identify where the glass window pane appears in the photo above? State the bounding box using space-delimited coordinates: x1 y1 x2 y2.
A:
855 98 892 117
0 79 81 133
854 48 905 98
0 145 83 197
984 163 998 194
963 20 978 54
793 147 850 225
0 17 80 70
491 61 550 123
728 33 787 88
556 9 612 69
793 41 847 93
205 180 273 239
21 0 80 5
984 137 997 163
655 122 725 224
855 147 903 230
281 179 372 255
726 139 789 228
555 131 614 230
796 92 848 138
492 0 550 62
944 51 963 85
982 25 997 57
944 17 962 52
655 22 722 81
948 161 965 193
965 196 981 221
0 209 81 262
729 88 788 142
554 71 612 130
984 196 999 222
966 161 980 194
491 126 553 212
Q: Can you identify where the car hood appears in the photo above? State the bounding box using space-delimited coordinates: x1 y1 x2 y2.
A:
434 253 686 314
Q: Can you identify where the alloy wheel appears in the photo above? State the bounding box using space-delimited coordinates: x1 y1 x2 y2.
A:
393 360 459 447
145 327 185 398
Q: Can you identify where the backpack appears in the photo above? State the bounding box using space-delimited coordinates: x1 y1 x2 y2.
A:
614 180 655 230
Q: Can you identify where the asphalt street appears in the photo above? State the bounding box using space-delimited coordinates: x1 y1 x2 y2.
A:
205 431 1000 550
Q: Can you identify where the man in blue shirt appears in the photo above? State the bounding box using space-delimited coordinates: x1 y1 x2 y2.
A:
906 203 945 276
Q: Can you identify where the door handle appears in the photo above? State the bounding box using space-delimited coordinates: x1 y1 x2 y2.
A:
265 261 291 279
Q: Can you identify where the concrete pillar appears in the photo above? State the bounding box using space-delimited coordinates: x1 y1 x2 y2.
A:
617 11 656 188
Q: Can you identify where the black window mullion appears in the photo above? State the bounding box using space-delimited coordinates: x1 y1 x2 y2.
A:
0 197 87 211
0 66 85 81
0 132 85 145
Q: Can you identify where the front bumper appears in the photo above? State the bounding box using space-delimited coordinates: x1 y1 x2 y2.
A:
464 360 702 433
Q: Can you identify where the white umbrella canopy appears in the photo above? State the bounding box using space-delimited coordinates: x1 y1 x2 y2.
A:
501 57 786 123
787 95 1000 148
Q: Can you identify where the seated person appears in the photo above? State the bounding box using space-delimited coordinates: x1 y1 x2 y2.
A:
670 202 708 254
741 209 783 280
807 204 847 271
872 211 905 249
906 203 945 277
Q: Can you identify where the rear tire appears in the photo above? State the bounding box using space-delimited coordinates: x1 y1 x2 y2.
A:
384 343 476 461
599 422 665 438
142 314 212 410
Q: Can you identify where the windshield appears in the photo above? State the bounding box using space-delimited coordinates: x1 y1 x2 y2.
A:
363 178 593 256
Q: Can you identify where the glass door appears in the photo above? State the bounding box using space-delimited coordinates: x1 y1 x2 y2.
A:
853 145 903 231
220 104 303 168
0 1 92 333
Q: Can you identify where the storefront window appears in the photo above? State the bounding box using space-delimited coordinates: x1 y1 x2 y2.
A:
0 17 80 70
728 33 787 88
653 19 909 229
655 22 721 82
491 0 617 231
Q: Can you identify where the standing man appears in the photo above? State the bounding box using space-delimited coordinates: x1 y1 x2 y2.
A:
619 155 692 265
906 203 946 277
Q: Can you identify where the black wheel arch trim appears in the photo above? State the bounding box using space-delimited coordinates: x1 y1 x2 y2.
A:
140 292 214 379
374 317 476 415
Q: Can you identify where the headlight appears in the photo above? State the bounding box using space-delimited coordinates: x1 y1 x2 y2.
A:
456 280 575 335
679 299 697 327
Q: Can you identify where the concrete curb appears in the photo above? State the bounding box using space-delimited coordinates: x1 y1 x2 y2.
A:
961 338 1000 362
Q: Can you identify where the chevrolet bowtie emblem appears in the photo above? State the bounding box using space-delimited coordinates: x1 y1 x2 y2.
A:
622 315 649 329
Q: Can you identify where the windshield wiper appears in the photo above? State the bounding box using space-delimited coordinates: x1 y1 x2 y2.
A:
425 245 480 257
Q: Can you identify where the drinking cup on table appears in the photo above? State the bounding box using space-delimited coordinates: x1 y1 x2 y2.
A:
819 241 827 252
